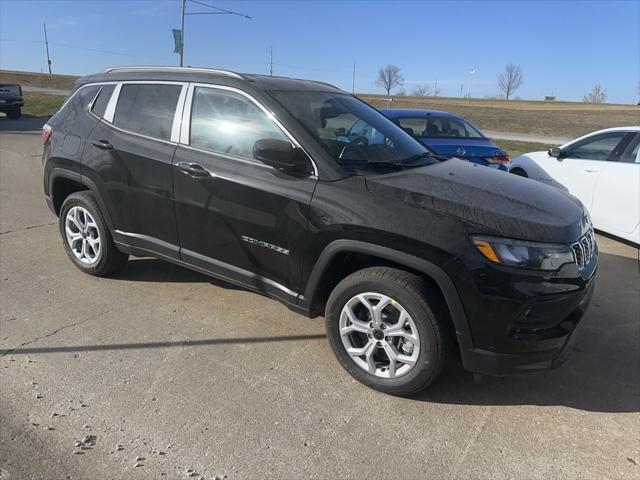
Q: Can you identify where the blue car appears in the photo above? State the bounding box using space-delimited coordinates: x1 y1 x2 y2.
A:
380 109 510 171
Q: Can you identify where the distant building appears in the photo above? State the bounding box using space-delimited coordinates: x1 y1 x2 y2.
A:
544 95 556 101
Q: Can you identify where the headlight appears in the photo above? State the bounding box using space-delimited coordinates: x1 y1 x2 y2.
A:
471 235 574 270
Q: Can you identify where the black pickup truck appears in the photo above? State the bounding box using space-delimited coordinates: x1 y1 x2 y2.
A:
0 84 24 119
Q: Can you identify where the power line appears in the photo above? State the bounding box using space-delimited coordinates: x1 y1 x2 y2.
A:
178 0 251 66
187 0 251 18
1 38 167 60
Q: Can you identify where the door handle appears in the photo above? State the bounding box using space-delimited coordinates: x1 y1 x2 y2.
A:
90 139 113 150
177 162 211 178
584 168 599 173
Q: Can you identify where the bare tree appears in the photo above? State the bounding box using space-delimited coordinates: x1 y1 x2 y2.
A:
412 84 429 96
583 83 607 103
376 64 404 95
497 63 524 100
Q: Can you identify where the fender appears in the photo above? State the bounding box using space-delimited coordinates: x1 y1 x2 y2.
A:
301 239 474 350
47 168 116 232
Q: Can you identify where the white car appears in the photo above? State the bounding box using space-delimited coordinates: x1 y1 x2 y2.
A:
509 127 640 245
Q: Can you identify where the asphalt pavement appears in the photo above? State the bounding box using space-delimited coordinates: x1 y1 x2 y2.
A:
1 118 638 480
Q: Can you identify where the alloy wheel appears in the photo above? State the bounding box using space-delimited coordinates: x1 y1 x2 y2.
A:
64 206 101 265
339 292 421 378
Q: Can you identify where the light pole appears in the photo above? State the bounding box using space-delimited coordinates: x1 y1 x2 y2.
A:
467 68 476 98
180 0 186 67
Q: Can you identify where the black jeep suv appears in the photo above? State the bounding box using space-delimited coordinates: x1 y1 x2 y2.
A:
43 67 596 395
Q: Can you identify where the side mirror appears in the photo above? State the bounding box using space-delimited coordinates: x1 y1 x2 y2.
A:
253 138 309 175
548 147 563 158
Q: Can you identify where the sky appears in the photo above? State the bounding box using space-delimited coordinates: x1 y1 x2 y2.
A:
0 0 638 104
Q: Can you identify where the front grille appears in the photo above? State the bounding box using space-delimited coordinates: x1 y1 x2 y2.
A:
571 230 595 270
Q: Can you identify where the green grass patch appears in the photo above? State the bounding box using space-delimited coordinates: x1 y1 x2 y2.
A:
21 92 65 117
491 139 555 159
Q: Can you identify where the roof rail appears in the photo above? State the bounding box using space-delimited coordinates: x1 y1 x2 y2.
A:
103 66 243 79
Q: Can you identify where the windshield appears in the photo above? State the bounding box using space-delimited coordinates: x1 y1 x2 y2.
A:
394 116 485 139
270 91 437 171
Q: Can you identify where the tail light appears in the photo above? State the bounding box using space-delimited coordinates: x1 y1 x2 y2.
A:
484 155 510 167
42 123 52 144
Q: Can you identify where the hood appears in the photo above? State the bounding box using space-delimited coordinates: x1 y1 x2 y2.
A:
417 138 504 158
365 158 589 243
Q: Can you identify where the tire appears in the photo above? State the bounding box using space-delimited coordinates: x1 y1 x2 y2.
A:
325 267 450 396
6 107 21 120
510 167 528 178
59 191 128 276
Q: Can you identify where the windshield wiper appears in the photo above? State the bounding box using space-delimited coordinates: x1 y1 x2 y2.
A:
399 152 444 166
339 159 406 170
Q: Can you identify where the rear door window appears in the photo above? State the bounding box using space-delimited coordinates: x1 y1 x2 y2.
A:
91 85 115 118
619 133 640 164
113 84 182 141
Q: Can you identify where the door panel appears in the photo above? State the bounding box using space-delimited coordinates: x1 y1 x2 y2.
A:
591 162 640 236
543 157 605 210
173 145 316 295
85 122 179 257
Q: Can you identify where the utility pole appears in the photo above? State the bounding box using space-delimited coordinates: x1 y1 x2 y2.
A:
43 22 52 75
179 0 186 67
352 62 356 93
434 77 438 97
269 47 273 76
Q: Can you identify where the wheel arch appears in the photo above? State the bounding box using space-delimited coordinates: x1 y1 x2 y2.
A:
301 239 473 350
48 168 115 231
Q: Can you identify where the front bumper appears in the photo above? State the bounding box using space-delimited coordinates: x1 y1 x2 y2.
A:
448 244 597 376
460 275 594 375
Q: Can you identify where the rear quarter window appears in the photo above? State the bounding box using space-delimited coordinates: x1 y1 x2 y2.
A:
113 84 182 141
91 85 115 118
50 85 101 126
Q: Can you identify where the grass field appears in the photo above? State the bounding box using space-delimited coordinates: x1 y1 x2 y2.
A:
0 70 78 90
359 94 639 139
21 92 66 117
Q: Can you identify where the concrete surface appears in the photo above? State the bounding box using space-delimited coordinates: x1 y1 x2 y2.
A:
1 126 639 480
485 130 572 146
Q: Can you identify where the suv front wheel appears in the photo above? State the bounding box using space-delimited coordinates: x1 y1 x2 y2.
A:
59 191 128 276
325 267 450 396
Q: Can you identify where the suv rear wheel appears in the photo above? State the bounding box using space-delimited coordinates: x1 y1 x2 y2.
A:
325 267 449 396
59 191 128 276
